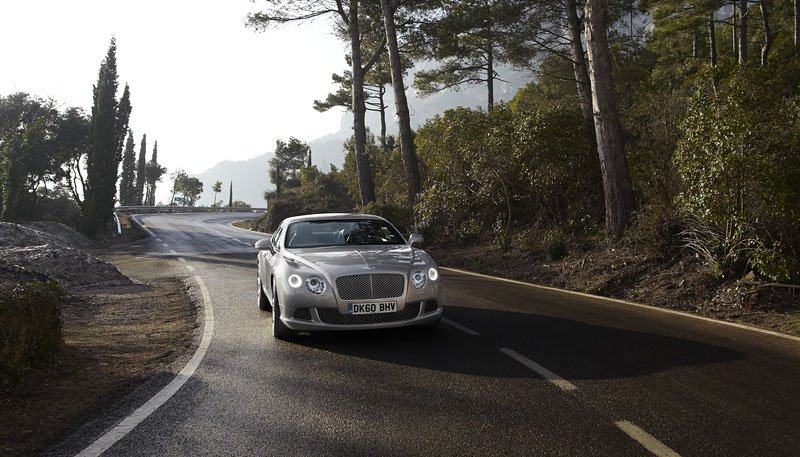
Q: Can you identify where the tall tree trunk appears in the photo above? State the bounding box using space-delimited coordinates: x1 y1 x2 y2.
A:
692 30 699 58
487 43 495 111
759 0 772 65
378 85 387 150
565 0 598 159
739 0 748 64
732 3 738 59
709 12 717 67
584 0 636 238
380 0 421 207
795 0 799 47
349 0 376 205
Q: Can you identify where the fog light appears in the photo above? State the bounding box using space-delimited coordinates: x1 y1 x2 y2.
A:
288 274 302 288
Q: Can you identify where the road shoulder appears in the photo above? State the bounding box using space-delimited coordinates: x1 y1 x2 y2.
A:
0 231 199 457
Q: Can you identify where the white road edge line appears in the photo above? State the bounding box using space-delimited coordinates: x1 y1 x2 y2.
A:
615 421 682 457
499 348 577 392
442 267 800 343
75 274 214 457
442 317 479 336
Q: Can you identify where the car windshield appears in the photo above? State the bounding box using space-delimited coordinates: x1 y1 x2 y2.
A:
284 219 405 249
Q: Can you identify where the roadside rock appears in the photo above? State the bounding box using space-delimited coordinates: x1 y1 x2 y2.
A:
23 221 92 248
0 222 55 248
0 244 132 289
0 222 132 290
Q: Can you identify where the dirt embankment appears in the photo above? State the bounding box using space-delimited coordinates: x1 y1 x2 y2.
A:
429 241 800 336
0 223 198 457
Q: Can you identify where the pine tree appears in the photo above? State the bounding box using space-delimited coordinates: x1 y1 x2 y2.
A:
135 133 147 204
82 37 131 235
119 130 136 205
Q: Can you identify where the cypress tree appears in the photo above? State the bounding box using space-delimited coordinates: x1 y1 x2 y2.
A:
119 130 136 205
83 38 131 234
228 182 233 207
135 133 147 204
145 140 162 206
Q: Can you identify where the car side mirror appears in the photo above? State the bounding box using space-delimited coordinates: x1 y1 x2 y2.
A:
254 238 274 253
408 233 424 247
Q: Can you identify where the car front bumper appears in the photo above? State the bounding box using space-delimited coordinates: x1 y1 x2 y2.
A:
280 300 443 332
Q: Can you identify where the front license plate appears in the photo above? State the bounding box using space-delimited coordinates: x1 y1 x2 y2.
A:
348 301 397 315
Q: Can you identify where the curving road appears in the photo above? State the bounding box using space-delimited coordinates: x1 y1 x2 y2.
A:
50 212 800 456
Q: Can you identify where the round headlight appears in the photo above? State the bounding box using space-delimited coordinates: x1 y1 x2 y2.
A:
287 274 302 288
410 270 427 290
306 276 326 295
428 268 439 281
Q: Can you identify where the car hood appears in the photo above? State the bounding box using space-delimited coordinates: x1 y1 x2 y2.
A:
286 245 426 276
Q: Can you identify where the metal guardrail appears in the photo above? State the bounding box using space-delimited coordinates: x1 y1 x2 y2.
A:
115 206 266 214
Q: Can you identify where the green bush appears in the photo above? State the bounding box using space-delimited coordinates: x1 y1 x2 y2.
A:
360 202 413 235
541 230 567 261
675 68 800 282
415 102 601 243
0 281 63 384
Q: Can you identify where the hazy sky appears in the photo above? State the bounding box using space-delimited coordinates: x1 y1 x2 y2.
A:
0 0 347 175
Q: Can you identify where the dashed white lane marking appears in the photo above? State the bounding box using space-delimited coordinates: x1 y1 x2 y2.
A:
76 273 215 457
442 317 479 336
185 265 195 272
615 421 682 457
499 348 577 392
154 237 162 242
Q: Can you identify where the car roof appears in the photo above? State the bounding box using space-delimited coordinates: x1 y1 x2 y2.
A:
281 213 388 225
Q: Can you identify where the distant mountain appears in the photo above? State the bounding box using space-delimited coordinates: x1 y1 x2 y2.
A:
190 66 533 206
193 154 271 208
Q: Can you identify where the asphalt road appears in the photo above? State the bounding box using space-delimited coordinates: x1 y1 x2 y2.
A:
50 212 800 456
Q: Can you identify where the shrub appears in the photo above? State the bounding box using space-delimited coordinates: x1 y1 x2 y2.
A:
0 281 63 384
675 68 800 282
360 202 413 235
415 103 601 242
541 230 567 261
627 204 685 259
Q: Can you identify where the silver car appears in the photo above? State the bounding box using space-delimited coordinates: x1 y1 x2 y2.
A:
255 213 443 339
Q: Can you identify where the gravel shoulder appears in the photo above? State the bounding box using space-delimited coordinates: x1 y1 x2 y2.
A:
0 228 198 457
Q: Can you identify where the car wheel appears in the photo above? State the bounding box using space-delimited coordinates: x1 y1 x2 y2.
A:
257 277 271 311
271 281 296 340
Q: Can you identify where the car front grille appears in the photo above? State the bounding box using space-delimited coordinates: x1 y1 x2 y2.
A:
316 302 421 325
335 273 405 300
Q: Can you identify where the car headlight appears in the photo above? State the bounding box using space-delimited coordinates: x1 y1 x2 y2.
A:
428 268 439 281
410 270 427 290
287 274 302 288
305 276 326 295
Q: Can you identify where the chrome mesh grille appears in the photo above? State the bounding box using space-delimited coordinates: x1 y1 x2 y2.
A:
316 303 421 325
335 273 404 300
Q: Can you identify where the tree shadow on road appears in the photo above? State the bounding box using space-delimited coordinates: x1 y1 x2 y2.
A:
293 306 743 381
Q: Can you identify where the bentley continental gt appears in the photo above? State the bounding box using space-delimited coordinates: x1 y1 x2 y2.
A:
255 213 443 339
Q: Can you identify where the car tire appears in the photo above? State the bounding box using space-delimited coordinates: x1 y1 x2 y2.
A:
271 282 296 340
258 277 271 311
